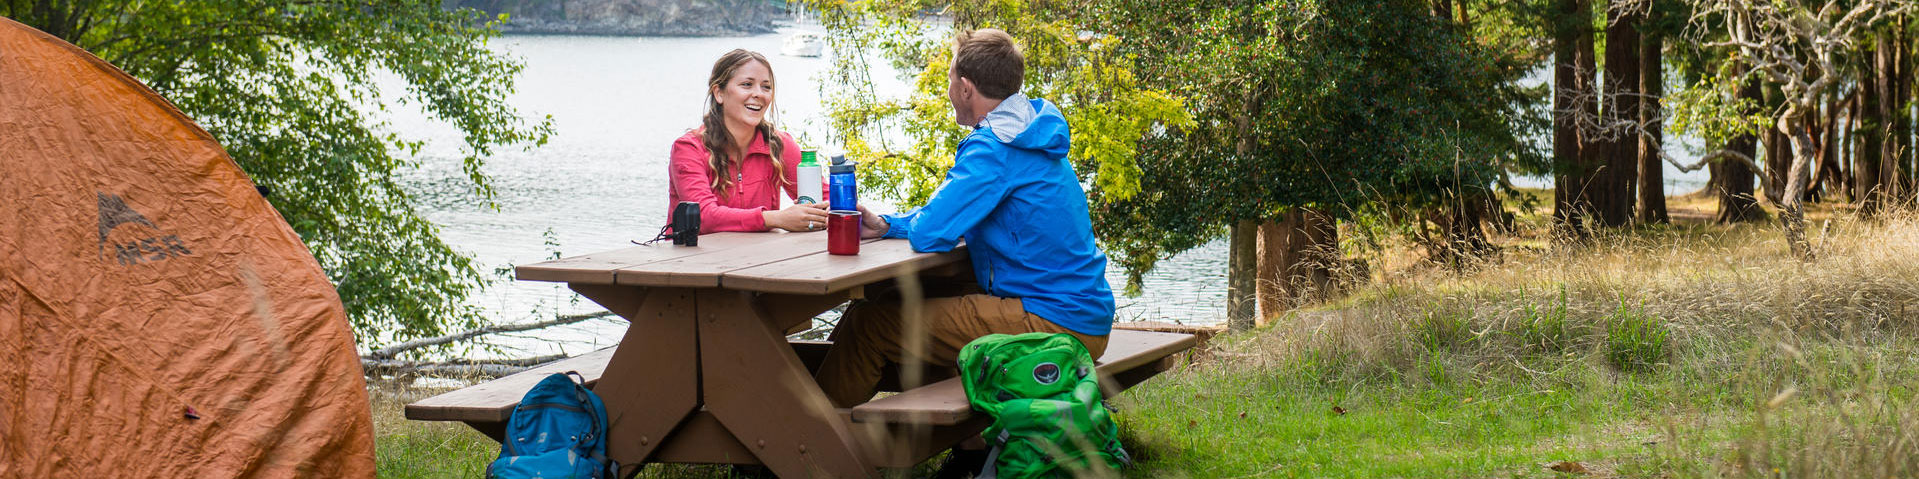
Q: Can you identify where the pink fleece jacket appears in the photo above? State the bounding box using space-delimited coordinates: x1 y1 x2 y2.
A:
668 129 801 233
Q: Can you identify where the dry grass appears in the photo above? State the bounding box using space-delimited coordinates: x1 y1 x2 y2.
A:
1179 207 1919 477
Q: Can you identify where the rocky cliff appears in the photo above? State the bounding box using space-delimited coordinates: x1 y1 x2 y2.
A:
449 0 788 36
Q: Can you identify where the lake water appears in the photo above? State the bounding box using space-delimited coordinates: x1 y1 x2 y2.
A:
388 28 1229 358
387 29 1711 358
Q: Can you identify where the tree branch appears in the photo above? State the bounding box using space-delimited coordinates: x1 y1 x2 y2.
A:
363 311 615 360
1648 129 1764 175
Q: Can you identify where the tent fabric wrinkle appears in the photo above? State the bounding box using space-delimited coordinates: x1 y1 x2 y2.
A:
0 16 377 478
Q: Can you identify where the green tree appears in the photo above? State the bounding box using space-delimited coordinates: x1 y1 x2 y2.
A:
796 0 1192 234
1083 0 1542 329
5 1 555 346
1666 0 1911 259
804 0 1539 330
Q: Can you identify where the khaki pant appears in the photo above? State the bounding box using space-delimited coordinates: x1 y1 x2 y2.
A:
815 294 1109 408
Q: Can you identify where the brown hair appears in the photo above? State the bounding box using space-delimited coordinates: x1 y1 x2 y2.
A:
951 29 1024 100
701 49 786 195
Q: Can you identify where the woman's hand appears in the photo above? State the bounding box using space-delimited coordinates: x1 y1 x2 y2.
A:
763 203 829 232
857 205 889 239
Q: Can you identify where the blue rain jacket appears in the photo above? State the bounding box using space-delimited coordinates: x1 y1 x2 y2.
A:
881 95 1116 336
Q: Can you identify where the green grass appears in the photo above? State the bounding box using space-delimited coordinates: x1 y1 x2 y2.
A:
370 385 498 479
1117 369 1638 477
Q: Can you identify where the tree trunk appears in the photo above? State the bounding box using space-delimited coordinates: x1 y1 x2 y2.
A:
1227 220 1259 331
1435 194 1495 267
1860 45 1886 214
1255 208 1337 326
1637 29 1668 224
1716 77 1763 223
1888 22 1914 208
1781 115 1818 260
1552 0 1595 239
1840 89 1857 203
1812 91 1844 203
1595 3 1640 227
1763 90 1792 206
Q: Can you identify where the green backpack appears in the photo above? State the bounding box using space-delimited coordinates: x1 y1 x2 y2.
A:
958 332 1130 478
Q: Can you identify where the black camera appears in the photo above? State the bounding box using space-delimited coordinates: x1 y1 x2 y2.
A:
670 201 700 246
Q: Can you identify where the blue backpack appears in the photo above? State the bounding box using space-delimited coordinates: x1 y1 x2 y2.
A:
488 372 619 479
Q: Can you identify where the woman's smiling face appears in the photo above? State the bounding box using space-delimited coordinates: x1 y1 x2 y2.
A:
713 59 774 132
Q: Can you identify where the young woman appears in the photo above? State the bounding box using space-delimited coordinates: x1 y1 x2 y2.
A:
668 49 827 233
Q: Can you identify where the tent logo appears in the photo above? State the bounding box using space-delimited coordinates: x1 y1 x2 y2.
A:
97 192 191 265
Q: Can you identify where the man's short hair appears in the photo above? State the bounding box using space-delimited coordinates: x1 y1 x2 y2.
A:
952 29 1024 100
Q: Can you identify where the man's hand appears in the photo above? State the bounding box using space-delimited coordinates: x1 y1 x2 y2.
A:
856 205 890 239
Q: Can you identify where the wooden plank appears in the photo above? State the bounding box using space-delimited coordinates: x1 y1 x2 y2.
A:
405 346 620 423
611 232 843 288
697 289 877 477
515 233 781 284
405 339 839 425
849 378 971 425
1094 329 1199 374
649 411 760 465
721 239 970 295
849 329 1197 425
1114 321 1224 346
580 286 702 468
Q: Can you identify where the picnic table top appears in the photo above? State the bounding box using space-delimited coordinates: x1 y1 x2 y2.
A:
516 231 969 295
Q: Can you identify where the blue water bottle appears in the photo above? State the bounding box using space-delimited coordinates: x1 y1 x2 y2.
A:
828 157 857 212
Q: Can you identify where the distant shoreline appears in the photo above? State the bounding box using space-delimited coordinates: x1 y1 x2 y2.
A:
453 0 795 38
491 21 785 38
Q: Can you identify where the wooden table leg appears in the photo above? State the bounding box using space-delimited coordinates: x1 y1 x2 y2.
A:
572 285 701 476
697 289 876 478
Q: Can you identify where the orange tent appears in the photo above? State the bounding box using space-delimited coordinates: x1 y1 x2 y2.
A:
0 17 376 477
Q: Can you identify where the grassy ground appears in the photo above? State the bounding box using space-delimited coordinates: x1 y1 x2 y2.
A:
372 195 1919 477
1118 197 1919 477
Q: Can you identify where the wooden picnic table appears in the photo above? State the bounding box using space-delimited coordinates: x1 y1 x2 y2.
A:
513 231 968 478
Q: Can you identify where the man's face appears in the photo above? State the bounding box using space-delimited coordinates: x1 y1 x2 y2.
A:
947 67 979 127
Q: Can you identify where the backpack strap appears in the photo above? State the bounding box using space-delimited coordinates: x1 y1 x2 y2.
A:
562 371 620 478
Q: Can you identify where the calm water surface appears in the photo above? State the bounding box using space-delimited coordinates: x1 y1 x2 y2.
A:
389 30 1229 357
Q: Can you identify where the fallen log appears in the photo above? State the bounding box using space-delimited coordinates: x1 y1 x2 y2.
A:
363 311 613 360
361 354 568 379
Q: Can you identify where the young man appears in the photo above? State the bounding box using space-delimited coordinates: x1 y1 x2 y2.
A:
815 28 1116 408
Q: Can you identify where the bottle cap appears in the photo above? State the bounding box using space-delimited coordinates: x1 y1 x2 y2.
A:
800 149 818 166
829 163 856 174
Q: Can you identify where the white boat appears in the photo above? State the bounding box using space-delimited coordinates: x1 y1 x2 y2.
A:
782 33 825 58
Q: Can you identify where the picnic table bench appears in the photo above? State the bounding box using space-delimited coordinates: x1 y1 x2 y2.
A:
403 232 1196 477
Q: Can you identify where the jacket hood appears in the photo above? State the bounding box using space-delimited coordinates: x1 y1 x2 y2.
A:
978 93 1070 158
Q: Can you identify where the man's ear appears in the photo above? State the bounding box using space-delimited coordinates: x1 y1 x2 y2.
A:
955 76 975 100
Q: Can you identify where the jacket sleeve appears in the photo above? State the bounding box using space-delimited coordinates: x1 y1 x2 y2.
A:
670 136 768 232
881 139 1011 252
